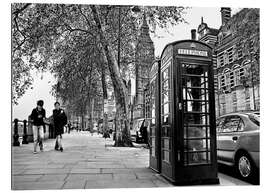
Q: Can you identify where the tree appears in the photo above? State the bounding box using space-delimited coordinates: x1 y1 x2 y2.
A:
90 5 187 146
50 35 103 129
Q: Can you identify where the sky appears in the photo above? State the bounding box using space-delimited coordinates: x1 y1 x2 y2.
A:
12 6 241 120
12 71 56 120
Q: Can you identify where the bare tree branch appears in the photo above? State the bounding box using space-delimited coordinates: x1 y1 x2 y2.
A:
78 5 92 29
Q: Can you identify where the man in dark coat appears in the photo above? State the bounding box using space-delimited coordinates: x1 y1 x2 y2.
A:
30 100 46 154
53 101 67 152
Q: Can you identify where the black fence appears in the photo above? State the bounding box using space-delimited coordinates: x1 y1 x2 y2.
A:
12 118 56 146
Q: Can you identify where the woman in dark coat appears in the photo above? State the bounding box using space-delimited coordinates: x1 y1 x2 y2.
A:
53 101 67 152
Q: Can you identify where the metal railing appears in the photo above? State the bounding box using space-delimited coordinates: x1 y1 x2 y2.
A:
12 118 51 146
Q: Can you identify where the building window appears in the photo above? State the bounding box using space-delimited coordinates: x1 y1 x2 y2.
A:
234 69 240 86
229 71 235 88
227 47 234 63
249 40 254 54
238 47 243 59
225 72 230 90
217 52 224 67
224 51 229 65
239 67 245 77
233 66 246 86
220 75 226 89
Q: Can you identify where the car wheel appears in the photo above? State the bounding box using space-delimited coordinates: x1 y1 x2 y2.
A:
236 153 254 179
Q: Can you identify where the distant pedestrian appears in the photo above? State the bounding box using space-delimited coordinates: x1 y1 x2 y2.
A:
53 102 67 152
67 121 71 134
30 100 46 154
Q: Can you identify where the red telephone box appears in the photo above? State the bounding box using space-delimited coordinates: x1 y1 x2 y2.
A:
149 40 219 185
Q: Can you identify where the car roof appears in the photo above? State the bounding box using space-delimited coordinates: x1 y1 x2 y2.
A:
217 111 260 119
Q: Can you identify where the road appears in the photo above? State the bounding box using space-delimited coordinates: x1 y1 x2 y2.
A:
12 131 252 190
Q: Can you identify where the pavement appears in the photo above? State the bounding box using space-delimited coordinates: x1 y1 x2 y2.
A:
11 131 250 190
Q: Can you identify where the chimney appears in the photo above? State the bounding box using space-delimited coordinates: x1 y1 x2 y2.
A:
191 29 196 40
221 7 231 26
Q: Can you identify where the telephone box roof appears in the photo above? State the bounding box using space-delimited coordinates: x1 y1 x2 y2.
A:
160 39 212 58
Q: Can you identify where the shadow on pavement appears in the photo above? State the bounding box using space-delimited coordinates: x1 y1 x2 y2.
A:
218 163 259 185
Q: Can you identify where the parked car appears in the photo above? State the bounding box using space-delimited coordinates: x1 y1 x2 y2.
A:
216 111 260 180
131 118 149 143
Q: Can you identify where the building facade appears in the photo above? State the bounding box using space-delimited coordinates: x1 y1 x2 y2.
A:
198 8 260 116
133 16 155 120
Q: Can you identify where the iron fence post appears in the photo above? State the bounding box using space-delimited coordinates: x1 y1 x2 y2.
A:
13 119 20 146
22 119 28 144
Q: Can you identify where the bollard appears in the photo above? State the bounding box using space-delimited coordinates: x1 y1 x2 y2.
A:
22 119 28 144
13 119 20 146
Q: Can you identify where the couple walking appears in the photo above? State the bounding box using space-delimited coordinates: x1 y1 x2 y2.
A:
30 100 67 154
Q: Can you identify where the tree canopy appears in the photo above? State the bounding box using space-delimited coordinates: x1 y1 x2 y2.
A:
11 3 188 104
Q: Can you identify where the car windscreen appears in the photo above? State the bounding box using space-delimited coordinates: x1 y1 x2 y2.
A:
248 114 260 126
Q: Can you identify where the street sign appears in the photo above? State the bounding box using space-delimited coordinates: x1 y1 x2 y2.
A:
178 48 208 57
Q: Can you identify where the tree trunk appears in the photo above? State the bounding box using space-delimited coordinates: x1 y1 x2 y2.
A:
101 64 109 136
90 5 133 147
81 113 84 131
89 97 94 131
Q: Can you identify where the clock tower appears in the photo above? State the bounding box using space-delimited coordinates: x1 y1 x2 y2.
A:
133 15 155 120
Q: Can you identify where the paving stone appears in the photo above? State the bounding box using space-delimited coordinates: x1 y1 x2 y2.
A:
12 181 65 190
152 179 173 187
101 168 135 174
12 174 43 182
85 179 157 189
23 168 71 175
37 174 68 181
135 172 160 180
130 167 154 173
12 168 26 175
25 164 65 169
113 173 137 180
12 165 27 170
62 180 87 189
66 173 113 181
86 164 125 168
69 168 100 174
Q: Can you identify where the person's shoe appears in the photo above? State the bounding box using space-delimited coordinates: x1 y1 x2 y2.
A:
55 142 59 150
40 142 44 152
60 147 63 152
33 151 37 154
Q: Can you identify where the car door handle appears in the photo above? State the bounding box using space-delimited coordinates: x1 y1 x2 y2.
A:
232 136 238 141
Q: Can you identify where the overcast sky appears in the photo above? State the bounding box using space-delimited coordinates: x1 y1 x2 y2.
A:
12 6 240 120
